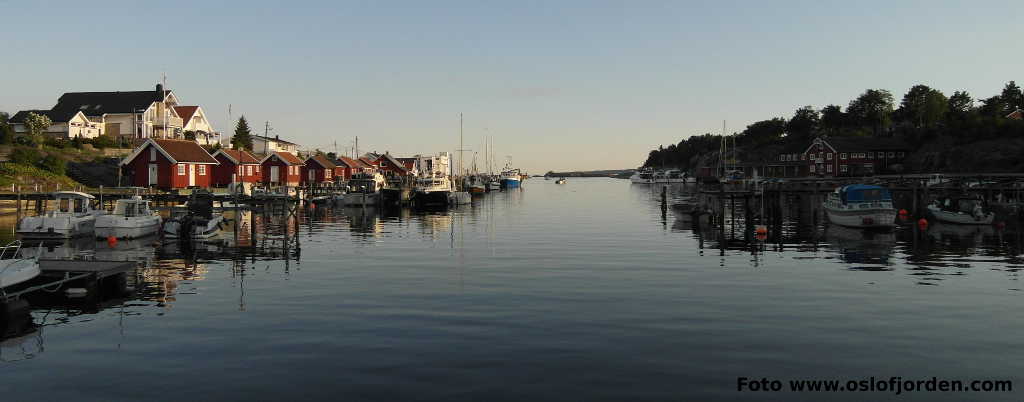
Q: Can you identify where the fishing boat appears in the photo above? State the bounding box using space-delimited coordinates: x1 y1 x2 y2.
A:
95 197 162 240
555 178 567 184
413 173 453 207
822 185 897 229
163 190 225 239
487 176 502 191
17 191 105 239
630 168 655 184
342 172 385 206
501 169 521 189
0 241 41 289
927 196 995 225
464 175 487 194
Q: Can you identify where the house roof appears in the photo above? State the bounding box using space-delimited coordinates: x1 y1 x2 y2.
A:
335 156 361 169
213 149 259 165
120 138 219 166
51 89 171 117
261 151 304 165
377 153 409 173
305 154 337 169
174 106 199 126
356 157 376 169
254 135 299 146
1008 109 1024 120
823 136 909 152
9 109 80 123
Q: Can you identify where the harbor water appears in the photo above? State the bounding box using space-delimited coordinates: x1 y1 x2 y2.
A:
1 178 1022 401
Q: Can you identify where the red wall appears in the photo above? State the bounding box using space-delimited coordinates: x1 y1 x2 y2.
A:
124 144 214 189
212 154 259 186
261 158 301 186
301 165 333 184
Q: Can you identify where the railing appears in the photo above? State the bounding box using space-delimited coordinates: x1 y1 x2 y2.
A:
0 240 22 260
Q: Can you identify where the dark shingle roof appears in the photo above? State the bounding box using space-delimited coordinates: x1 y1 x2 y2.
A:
9 109 78 123
153 139 218 163
824 136 909 152
51 90 168 117
305 154 337 169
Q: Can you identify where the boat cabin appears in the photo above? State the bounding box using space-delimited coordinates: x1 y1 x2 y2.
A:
51 191 96 216
113 197 153 217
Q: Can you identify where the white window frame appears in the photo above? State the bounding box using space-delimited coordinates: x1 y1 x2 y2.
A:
840 164 848 173
826 153 833 160
198 165 206 175
809 165 816 173
247 165 253 176
868 152 874 158
887 152 895 158
177 164 185 175
150 147 157 162
826 164 833 173
840 153 847 160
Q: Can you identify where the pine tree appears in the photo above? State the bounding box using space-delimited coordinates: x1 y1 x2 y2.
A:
231 116 253 151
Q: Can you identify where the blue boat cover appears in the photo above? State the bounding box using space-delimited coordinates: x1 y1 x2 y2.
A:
840 184 892 202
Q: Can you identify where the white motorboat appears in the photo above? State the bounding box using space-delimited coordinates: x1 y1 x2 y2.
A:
0 241 41 289
629 168 655 184
823 184 897 229
414 173 453 207
342 172 385 206
163 190 225 239
927 197 995 225
95 197 162 239
555 178 567 184
17 191 105 239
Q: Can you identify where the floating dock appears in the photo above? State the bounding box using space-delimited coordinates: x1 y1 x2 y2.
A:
2 260 134 305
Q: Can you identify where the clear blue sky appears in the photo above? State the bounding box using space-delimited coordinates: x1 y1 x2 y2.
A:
2 1 1021 173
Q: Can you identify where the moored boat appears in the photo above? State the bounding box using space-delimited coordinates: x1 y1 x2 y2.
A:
95 197 162 239
17 192 105 239
163 190 225 239
413 173 453 207
927 197 995 225
630 168 655 184
555 178 566 184
822 185 897 229
342 172 385 206
0 241 41 289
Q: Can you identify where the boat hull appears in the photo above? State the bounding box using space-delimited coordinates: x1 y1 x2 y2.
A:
501 178 521 189
163 215 225 239
17 216 96 239
414 191 450 207
927 206 995 225
95 216 162 239
342 192 381 206
0 259 40 288
824 207 897 229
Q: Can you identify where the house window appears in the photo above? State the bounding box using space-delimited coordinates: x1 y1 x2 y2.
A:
810 165 816 173
178 164 185 175
826 153 833 160
840 153 847 160
801 154 806 160
381 161 388 167
325 169 331 179
780 155 785 162
840 164 848 173
826 164 833 173
887 152 895 158
198 165 206 175
867 152 874 158
247 165 253 176
150 147 156 162
256 165 260 173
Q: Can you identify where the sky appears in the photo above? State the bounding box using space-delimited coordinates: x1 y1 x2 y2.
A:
2 1 1022 173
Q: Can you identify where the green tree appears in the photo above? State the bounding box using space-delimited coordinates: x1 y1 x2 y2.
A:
979 96 1006 117
847 89 894 136
999 80 1023 114
22 112 53 148
740 118 786 146
947 91 974 118
0 111 12 145
785 106 820 142
820 105 844 135
898 85 948 128
230 116 254 151
183 130 197 141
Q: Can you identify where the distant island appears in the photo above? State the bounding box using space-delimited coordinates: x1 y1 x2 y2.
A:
544 169 634 179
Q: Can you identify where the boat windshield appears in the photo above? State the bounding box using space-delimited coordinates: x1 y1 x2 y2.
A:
841 186 892 202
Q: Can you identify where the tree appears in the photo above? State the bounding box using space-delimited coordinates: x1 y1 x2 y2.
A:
22 112 53 147
0 112 11 145
979 95 1006 117
740 118 786 146
820 105 844 135
847 89 894 136
947 91 974 118
231 116 253 151
183 130 197 141
898 85 947 128
999 81 1023 114
785 106 820 142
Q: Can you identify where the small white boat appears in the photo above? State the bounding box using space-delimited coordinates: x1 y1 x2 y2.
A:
414 173 453 207
555 178 567 184
927 197 995 225
95 197 162 239
629 168 655 184
343 172 386 206
823 185 897 229
0 241 41 289
163 191 224 239
17 191 105 239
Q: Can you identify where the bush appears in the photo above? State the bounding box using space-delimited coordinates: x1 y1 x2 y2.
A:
44 137 68 149
88 136 117 149
38 154 66 175
9 147 41 166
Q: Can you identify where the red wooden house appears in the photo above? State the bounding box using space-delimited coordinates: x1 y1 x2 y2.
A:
120 139 219 189
802 136 909 177
373 153 411 177
302 154 337 184
333 156 360 180
260 151 304 186
211 149 261 186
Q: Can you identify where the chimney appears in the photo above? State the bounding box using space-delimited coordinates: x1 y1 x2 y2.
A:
275 134 279 140
156 83 164 93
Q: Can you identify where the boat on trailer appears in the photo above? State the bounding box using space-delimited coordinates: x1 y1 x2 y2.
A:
823 184 897 229
17 192 105 239
95 197 162 239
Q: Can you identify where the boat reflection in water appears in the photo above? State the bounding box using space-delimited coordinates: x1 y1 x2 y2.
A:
825 225 896 268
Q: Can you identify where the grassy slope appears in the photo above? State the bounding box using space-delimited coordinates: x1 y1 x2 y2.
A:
0 163 82 190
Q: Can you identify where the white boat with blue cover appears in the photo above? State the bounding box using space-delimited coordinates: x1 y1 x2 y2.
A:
823 184 897 229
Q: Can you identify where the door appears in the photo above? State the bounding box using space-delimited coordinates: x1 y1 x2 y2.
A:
188 164 195 186
148 164 158 186
270 166 280 183
308 169 316 183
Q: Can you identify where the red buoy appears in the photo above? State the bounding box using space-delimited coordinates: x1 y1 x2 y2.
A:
995 221 1006 230
917 218 929 230
107 235 118 247
899 209 909 216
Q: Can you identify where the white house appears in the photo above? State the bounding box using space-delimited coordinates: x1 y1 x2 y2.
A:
252 135 300 155
174 105 219 146
30 84 183 143
8 109 103 139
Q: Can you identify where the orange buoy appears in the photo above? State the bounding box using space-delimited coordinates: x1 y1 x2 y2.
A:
899 209 908 216
917 218 928 230
755 233 767 241
107 235 118 247
755 225 768 235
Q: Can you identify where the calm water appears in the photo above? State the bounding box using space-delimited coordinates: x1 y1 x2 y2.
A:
1 178 1022 401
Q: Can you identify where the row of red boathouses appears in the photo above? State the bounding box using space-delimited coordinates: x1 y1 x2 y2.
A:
120 139 409 190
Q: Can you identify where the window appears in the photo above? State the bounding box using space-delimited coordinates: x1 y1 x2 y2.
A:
826 153 833 160
867 152 874 158
801 154 806 160
840 164 848 173
256 165 260 173
826 164 833 173
810 165 816 173
887 152 895 158
150 147 156 162
247 165 253 176
325 169 331 179
381 160 388 167
177 164 185 175
840 153 847 160
198 165 206 175
780 155 785 162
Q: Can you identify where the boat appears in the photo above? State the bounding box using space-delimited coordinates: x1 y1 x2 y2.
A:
822 184 897 229
555 178 566 184
342 172 385 206
413 173 453 207
464 175 487 194
927 196 995 225
95 197 162 240
17 191 105 239
630 168 655 184
500 160 522 189
449 191 472 205
486 176 502 191
0 241 41 289
163 190 225 239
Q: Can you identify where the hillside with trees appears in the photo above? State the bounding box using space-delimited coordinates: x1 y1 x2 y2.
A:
643 81 1024 174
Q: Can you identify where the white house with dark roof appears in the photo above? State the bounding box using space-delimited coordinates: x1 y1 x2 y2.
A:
8 109 103 139
252 135 300 155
